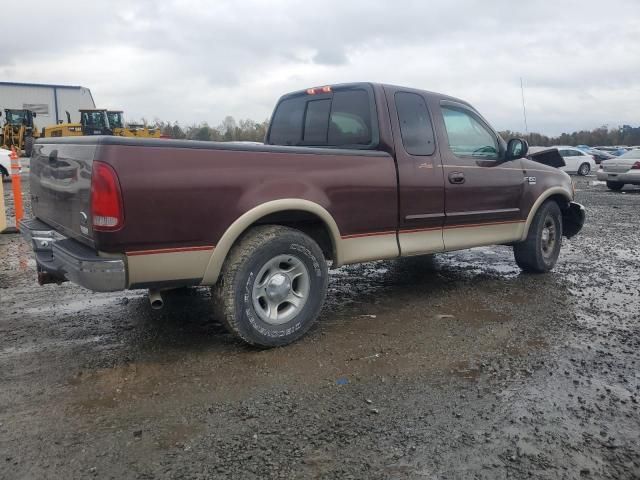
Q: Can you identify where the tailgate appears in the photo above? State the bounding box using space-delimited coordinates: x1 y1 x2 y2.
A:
29 142 97 247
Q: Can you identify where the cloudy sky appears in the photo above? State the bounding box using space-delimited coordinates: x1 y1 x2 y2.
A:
2 0 639 135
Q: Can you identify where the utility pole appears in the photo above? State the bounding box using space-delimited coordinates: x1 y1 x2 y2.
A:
520 77 529 134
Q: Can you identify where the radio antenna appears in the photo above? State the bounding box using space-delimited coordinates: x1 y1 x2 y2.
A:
520 77 529 134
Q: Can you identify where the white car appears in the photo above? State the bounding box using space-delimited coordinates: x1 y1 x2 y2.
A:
553 146 597 176
596 149 640 190
0 148 12 181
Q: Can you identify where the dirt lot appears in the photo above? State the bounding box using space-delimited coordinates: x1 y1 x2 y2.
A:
1 175 639 479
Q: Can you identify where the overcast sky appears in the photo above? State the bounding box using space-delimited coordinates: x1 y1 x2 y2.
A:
2 0 639 135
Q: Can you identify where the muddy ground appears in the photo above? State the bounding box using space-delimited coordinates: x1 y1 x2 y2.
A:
1 174 639 479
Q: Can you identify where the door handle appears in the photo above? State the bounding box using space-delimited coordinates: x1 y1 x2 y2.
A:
448 171 465 184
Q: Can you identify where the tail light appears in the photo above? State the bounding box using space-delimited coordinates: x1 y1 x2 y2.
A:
91 161 124 231
632 161 640 170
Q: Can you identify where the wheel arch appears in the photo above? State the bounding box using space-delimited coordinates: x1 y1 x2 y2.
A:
521 188 572 241
201 199 342 285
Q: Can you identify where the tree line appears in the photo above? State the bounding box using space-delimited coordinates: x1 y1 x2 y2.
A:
151 116 640 147
498 124 640 147
154 116 269 142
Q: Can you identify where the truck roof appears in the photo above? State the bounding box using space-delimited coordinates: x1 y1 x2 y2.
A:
282 82 473 109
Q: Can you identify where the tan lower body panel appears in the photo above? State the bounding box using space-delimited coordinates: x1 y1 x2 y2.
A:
443 221 525 251
337 222 523 264
339 234 399 265
125 221 524 287
398 228 445 256
127 248 214 287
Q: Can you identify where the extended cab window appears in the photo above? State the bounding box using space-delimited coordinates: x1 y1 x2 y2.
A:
268 88 376 148
395 92 435 155
441 106 499 160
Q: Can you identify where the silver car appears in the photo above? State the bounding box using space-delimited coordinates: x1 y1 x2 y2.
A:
597 149 640 190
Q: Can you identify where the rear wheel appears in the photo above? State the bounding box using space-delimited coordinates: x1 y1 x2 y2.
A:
24 136 35 157
578 163 591 176
212 225 328 347
514 201 563 273
606 181 624 191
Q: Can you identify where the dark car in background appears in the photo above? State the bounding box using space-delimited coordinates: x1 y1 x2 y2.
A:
594 146 630 157
590 149 617 164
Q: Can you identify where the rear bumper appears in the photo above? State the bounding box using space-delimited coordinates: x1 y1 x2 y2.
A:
562 202 585 239
596 170 640 184
19 218 126 292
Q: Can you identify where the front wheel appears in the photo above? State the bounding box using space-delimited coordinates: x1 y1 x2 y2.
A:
578 163 591 176
606 181 624 191
514 201 563 273
213 225 328 347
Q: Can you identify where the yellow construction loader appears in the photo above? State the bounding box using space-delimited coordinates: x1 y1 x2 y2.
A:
107 111 161 138
42 109 113 138
0 109 39 156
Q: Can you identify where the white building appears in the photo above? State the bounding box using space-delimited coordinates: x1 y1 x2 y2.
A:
0 82 96 129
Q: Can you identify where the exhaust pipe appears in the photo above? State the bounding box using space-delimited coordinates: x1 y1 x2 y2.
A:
149 289 164 310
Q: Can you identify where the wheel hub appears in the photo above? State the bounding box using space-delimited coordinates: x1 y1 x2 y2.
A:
265 273 292 304
541 218 556 257
251 254 310 326
541 227 550 243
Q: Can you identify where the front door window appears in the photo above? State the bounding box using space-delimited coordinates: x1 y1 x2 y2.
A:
441 107 499 160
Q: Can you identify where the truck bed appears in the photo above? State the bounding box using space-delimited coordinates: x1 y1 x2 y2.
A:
30 135 398 253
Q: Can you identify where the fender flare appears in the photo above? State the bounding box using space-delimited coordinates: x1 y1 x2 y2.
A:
200 199 342 285
521 187 572 241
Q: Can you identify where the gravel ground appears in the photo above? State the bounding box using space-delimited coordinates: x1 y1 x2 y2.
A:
0 175 639 479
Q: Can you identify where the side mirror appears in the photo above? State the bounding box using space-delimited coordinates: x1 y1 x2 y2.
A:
506 138 528 160
32 112 37 118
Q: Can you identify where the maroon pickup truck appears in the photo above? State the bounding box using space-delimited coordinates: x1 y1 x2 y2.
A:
21 82 584 347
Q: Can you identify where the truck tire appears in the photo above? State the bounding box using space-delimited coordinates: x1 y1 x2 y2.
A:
606 181 624 191
513 201 563 273
213 225 328 347
24 136 35 157
578 163 590 176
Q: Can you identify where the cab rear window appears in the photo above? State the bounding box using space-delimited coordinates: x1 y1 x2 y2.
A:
268 87 377 148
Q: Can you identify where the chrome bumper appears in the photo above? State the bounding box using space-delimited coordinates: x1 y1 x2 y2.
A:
19 218 126 292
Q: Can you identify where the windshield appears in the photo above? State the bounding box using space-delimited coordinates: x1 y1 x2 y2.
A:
81 111 108 129
107 112 124 129
5 110 27 125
